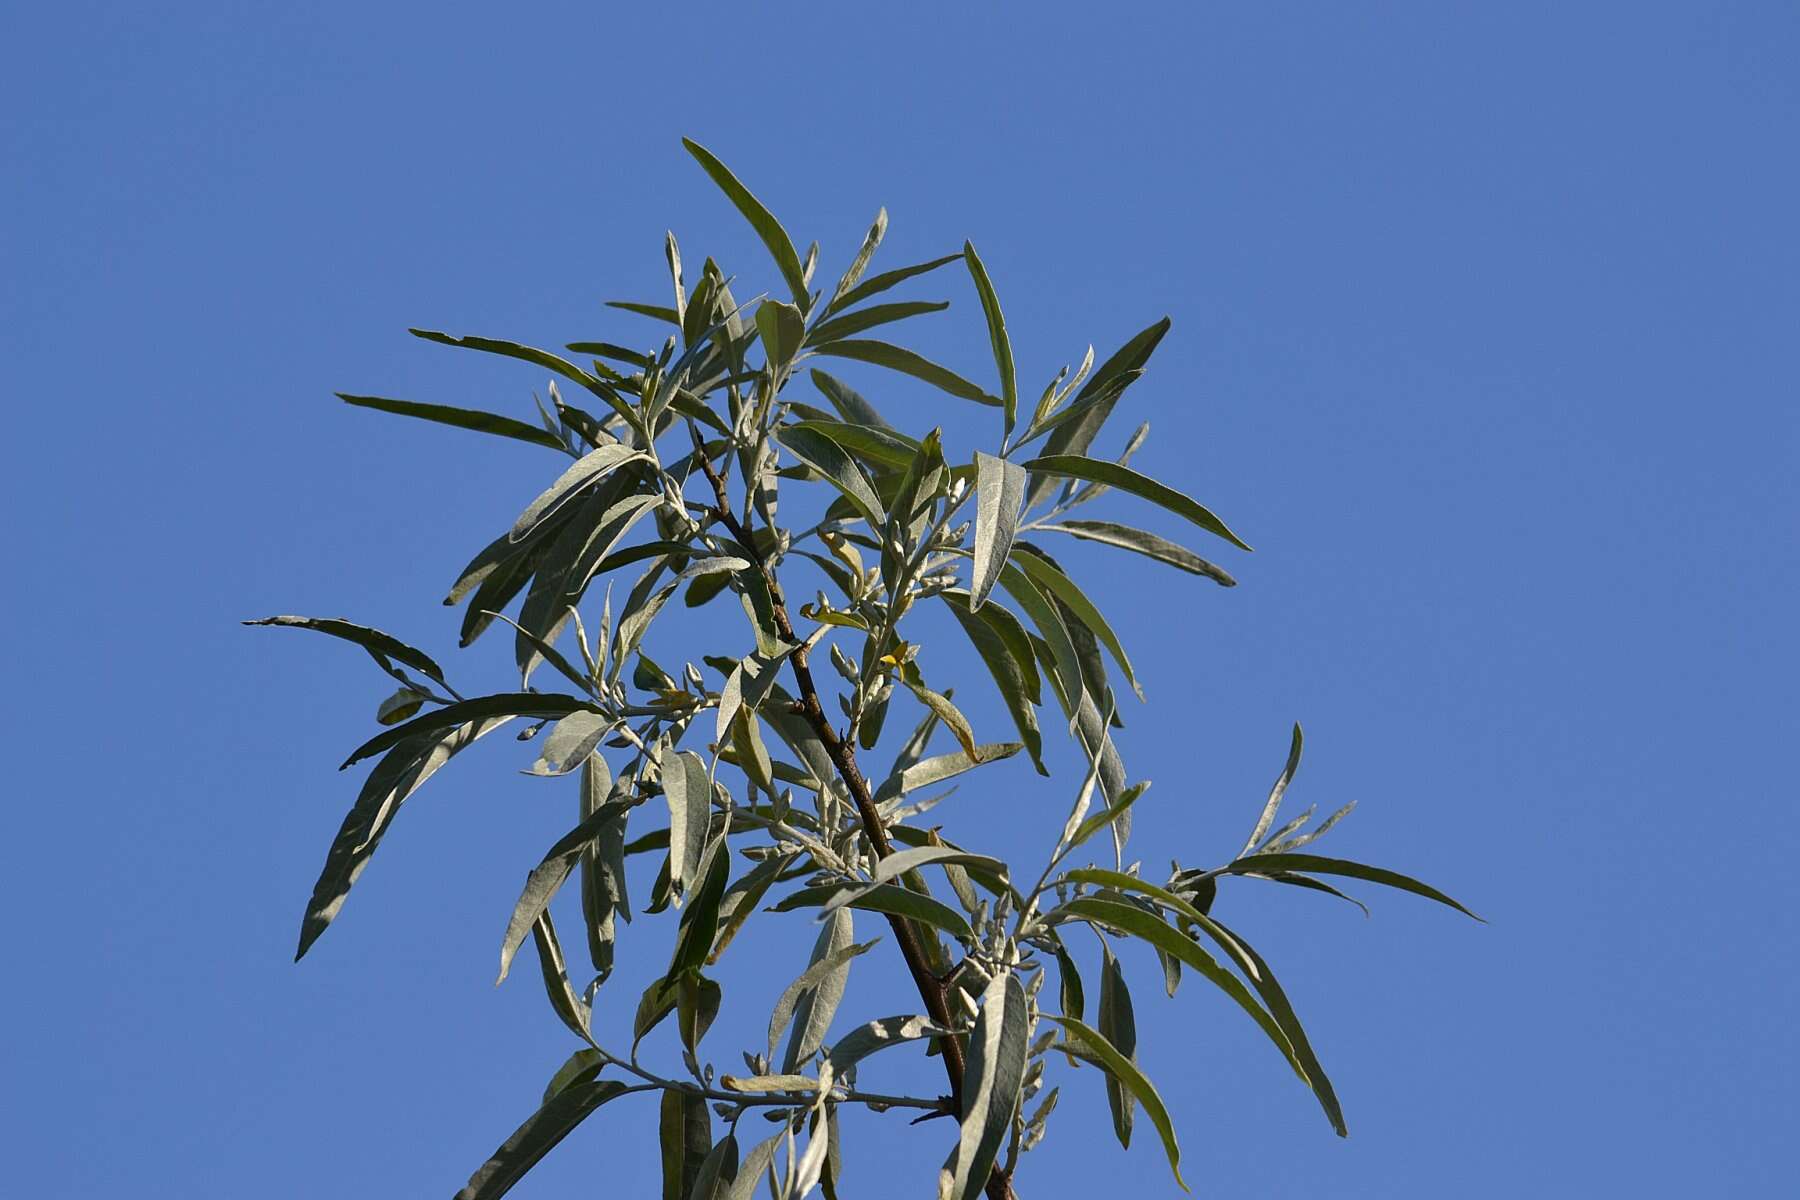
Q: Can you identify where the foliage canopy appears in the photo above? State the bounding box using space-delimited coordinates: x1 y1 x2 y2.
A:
252 138 1476 1200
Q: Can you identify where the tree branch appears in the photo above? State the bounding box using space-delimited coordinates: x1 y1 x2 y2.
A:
688 426 1017 1200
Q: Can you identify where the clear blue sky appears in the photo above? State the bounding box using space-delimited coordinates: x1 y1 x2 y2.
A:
4 3 1795 1196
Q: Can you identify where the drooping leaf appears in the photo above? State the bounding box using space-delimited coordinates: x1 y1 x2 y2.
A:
682 138 809 308
1098 945 1138 1148
297 716 512 959
668 834 733 977
663 749 713 894
498 795 632 985
812 339 1000 407
689 1133 740 1200
962 242 1017 436
1049 1017 1186 1191
659 1087 714 1200
339 692 589 769
970 452 1024 612
947 974 1028 1200
1021 454 1252 551
530 909 595 1044
245 615 449 687
940 592 1045 774
776 909 859 1072
768 933 878 1069
707 851 797 965
1052 897 1305 1081
1008 541 1141 700
453 1079 629 1200
337 393 567 451
1040 519 1237 586
899 680 983 763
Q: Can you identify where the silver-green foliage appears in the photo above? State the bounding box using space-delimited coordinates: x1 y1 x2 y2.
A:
250 139 1478 1200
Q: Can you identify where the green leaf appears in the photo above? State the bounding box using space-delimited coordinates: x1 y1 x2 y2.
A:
508 443 647 542
578 758 630 976
605 300 680 324
940 593 1045 774
1040 519 1237 586
1241 723 1305 856
1009 541 1141 700
754 299 806 369
1066 781 1149 853
1023 317 1170 511
775 909 861 1072
339 692 590 769
899 679 983 763
540 1048 605 1105
786 419 923 473
828 251 963 315
337 394 568 451
682 138 809 308
807 299 948 346
453 1078 629 1200
810 369 893 430
772 424 883 528
244 615 449 687
869 743 1022 804
707 852 797 965
866 845 1008 889
663 749 712 894
970 452 1024 612
1021 454 1252 551
497 796 633 985
409 329 633 424
721 1131 781 1200
823 207 887 314
669 835 733 977
1053 897 1305 1082
530 909 595 1044
659 1087 713 1200
1052 941 1085 1022
689 1133 740 1200
771 882 975 942
812 339 1000 407
962 242 1017 436
948 974 1028 1200
524 711 613 777
1049 1017 1186 1192
297 716 513 960
1098 945 1138 1149
826 1013 951 1073
375 686 428 726
1225 853 1483 920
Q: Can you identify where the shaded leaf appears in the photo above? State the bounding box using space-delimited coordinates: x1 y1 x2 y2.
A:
1049 1017 1186 1191
453 1079 629 1200
1098 945 1138 1148
1225 853 1482 920
245 615 448 687
963 242 1017 435
339 692 589 769
773 424 883 528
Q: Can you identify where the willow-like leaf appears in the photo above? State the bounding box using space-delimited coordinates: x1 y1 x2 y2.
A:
337 394 567 451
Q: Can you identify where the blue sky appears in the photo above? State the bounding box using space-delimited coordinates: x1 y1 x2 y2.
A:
4 3 1796 1196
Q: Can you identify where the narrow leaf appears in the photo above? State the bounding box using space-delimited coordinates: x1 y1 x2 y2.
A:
1021 454 1251 551
453 1079 628 1200
682 139 809 308
948 974 1028 1200
969 452 1024 611
338 394 567 451
1041 519 1237 586
963 242 1017 435
812 339 1000 407
1050 1017 1186 1191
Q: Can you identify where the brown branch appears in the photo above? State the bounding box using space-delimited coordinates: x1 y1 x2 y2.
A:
688 427 1017 1200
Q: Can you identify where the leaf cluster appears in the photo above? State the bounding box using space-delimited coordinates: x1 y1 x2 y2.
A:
251 139 1475 1200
